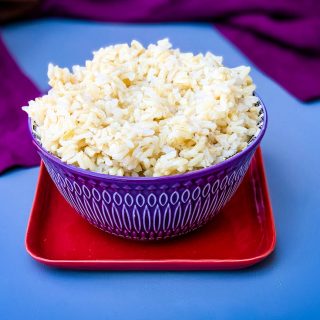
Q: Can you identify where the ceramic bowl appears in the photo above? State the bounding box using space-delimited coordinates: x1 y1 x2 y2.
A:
30 97 267 240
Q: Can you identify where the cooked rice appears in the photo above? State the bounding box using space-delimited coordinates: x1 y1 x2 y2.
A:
23 39 261 177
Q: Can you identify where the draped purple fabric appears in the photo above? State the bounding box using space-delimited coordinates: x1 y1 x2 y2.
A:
0 36 41 172
39 0 320 101
1 0 319 172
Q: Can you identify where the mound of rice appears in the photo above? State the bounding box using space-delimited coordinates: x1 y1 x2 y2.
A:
23 39 261 177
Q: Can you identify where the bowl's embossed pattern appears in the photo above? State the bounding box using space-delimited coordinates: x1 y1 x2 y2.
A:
41 152 253 240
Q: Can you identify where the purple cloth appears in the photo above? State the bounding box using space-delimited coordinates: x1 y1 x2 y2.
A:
0 36 40 172
1 0 320 172
39 0 320 101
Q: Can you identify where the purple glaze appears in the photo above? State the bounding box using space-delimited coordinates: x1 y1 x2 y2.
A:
29 96 267 240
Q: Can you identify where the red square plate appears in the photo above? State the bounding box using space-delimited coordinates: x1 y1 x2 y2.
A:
26 148 276 270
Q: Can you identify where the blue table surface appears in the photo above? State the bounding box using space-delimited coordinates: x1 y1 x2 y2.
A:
1 19 320 319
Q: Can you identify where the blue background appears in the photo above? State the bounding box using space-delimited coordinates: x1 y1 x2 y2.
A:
1 19 320 319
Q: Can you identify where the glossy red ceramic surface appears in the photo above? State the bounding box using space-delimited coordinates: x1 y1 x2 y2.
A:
26 148 276 270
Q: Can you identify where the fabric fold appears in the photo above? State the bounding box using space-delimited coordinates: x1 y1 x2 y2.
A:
0 35 40 172
37 0 320 101
216 24 320 101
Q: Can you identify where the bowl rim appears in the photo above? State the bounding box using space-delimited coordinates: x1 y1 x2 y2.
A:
29 94 268 183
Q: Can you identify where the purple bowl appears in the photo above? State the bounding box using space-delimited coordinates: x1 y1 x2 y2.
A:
29 97 267 240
